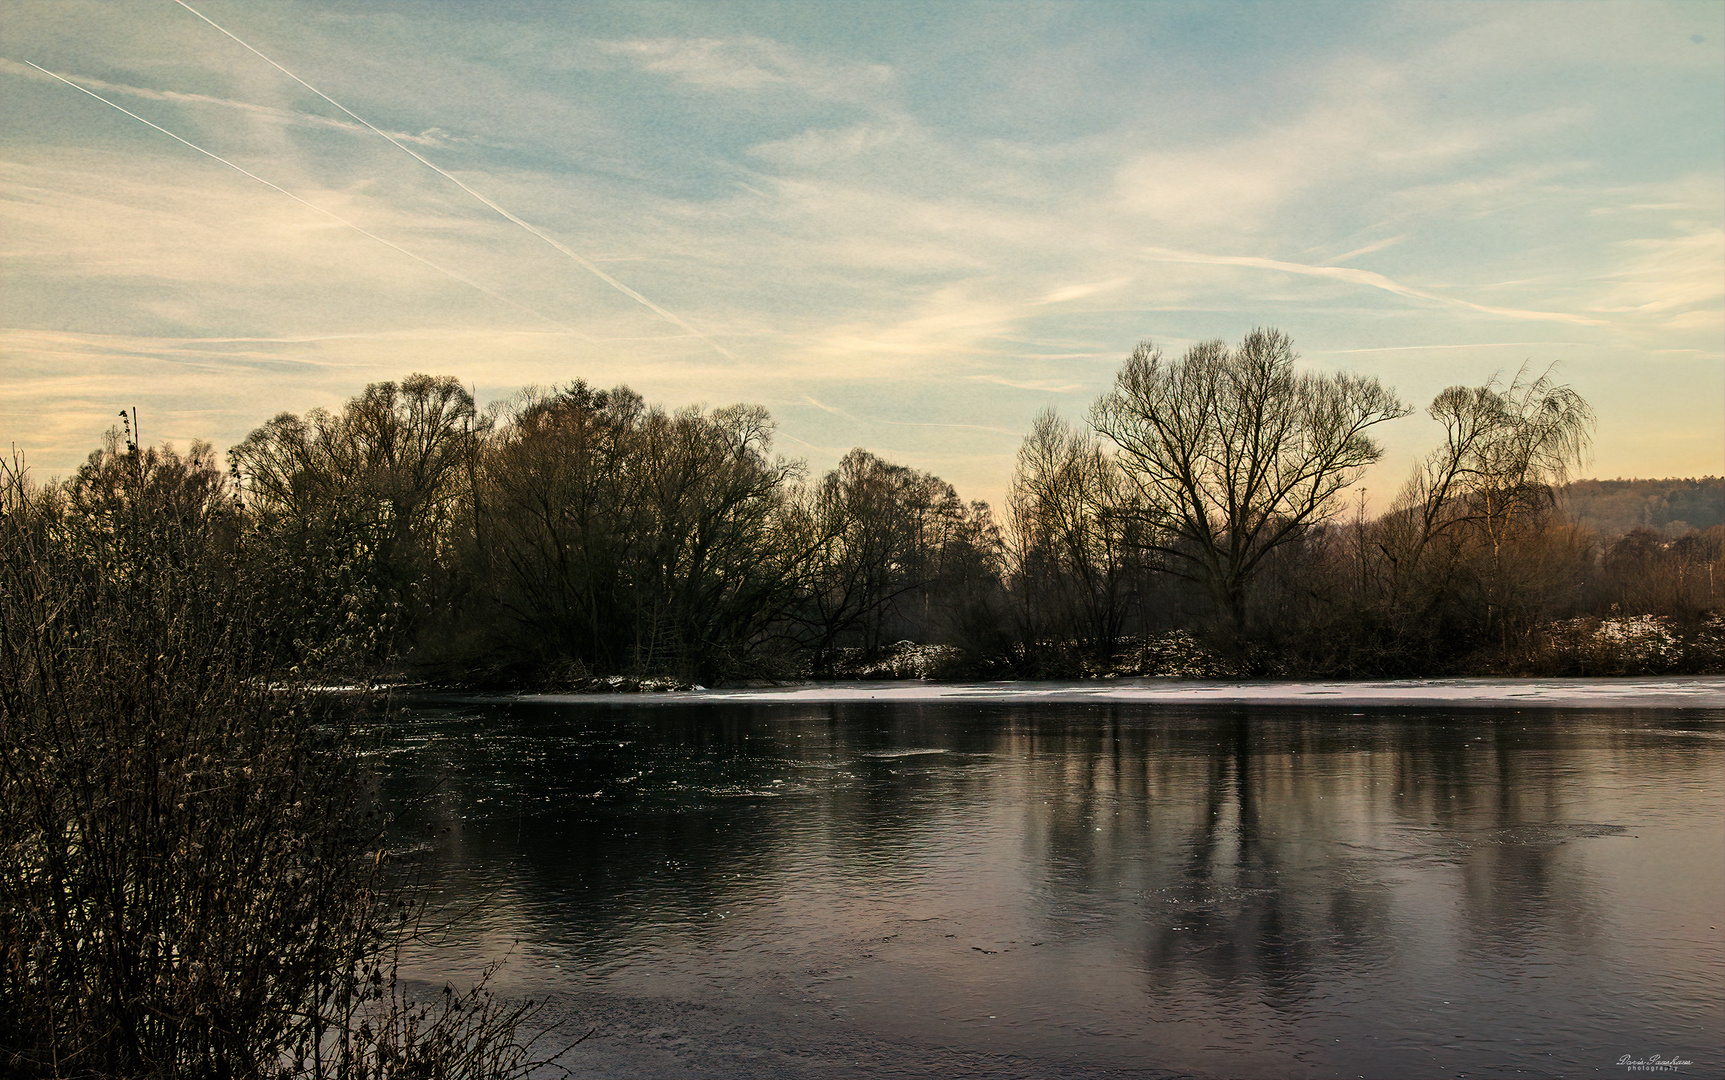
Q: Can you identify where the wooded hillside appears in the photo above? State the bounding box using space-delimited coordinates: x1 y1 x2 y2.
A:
1562 477 1725 536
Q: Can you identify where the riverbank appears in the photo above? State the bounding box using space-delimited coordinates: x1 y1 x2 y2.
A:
398 612 1725 699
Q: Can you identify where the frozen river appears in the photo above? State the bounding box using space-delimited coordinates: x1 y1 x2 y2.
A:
382 680 1725 1077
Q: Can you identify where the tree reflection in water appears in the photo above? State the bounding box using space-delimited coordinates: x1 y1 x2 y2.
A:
379 697 1723 1076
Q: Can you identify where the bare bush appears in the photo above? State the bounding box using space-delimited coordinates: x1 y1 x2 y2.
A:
0 448 563 1079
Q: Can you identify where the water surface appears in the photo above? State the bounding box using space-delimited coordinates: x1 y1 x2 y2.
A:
382 684 1725 1078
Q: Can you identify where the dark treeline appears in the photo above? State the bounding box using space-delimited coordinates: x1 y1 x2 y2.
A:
222 376 1003 685
15 331 1724 686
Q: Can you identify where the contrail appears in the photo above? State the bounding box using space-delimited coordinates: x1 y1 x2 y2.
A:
172 0 735 360
17 59 590 339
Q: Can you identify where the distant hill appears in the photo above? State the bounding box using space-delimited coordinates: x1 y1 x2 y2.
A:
1560 478 1725 537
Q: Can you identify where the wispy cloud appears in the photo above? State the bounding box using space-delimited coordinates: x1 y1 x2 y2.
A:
874 418 1020 438
966 374 1085 393
600 35 892 102
9 61 578 333
774 429 852 455
800 393 857 420
749 120 909 169
1323 236 1406 265
1138 246 1609 327
1587 227 1725 325
1316 342 1584 354
167 0 734 359
1034 278 1132 306
800 391 1017 438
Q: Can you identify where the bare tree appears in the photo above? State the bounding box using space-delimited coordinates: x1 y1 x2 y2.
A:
1383 364 1595 645
229 374 481 664
624 401 803 678
794 449 1000 670
1006 410 1145 659
0 452 559 1078
1392 365 1593 560
466 384 803 682
469 382 644 673
796 450 927 670
1093 328 1409 638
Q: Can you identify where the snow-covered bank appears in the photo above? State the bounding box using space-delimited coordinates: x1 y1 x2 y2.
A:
511 676 1725 709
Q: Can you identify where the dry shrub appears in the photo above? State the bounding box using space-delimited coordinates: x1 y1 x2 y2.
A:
0 449 567 1079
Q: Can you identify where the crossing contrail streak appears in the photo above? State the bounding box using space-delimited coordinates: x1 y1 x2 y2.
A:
172 0 735 360
18 59 591 340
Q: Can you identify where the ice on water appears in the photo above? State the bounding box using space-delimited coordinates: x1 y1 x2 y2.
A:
526 676 1725 709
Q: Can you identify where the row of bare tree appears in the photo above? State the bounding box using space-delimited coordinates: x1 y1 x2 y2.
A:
1004 329 1719 674
217 376 1001 683
16 328 1715 684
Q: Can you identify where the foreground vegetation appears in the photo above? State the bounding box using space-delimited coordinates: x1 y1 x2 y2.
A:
0 452 566 1077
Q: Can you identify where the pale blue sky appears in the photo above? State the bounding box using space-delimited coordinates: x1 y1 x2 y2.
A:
3 0 1721 507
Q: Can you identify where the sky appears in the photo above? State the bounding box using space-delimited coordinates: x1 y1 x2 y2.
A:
2 0 1721 509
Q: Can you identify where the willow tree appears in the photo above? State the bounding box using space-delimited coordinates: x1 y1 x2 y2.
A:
1382 364 1595 645
1093 328 1409 638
